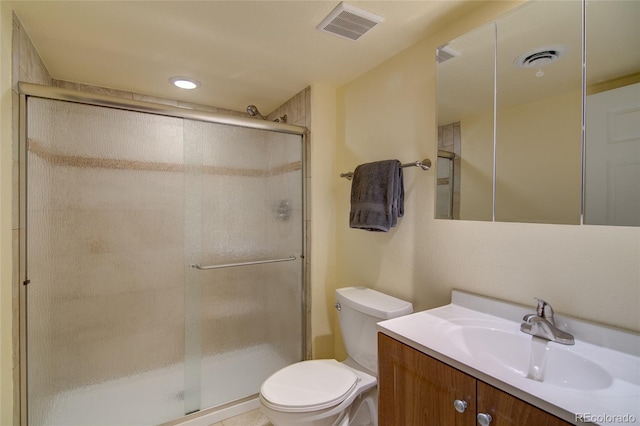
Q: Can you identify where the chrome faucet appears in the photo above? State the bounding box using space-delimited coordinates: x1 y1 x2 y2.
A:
520 298 574 345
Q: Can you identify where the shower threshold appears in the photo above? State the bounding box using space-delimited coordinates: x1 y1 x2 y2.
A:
38 343 289 426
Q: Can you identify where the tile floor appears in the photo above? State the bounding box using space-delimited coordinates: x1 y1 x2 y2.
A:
209 408 272 426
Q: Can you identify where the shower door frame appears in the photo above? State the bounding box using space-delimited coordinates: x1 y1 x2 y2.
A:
16 82 308 426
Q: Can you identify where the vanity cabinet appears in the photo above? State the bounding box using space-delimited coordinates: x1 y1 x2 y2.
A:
378 333 572 426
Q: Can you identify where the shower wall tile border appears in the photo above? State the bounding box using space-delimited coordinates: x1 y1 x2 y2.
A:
27 138 182 172
27 138 302 177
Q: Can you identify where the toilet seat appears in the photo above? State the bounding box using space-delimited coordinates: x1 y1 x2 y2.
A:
260 360 359 413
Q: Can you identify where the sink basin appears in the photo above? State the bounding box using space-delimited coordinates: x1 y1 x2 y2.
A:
447 325 614 390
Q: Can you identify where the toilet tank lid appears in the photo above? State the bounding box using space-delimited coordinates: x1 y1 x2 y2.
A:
336 287 413 319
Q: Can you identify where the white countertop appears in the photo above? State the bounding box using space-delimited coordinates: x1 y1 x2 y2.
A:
377 290 640 425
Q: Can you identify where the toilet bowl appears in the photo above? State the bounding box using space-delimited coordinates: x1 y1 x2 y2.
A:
259 287 413 426
260 359 376 426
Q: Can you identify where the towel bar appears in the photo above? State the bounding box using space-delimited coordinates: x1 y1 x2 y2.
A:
340 158 431 180
190 255 297 270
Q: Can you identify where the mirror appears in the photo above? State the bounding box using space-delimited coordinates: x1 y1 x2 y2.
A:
437 23 495 221
436 0 640 225
584 0 640 226
494 1 582 224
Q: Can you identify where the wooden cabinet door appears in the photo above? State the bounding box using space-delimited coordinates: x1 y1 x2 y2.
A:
378 333 476 426
476 381 572 426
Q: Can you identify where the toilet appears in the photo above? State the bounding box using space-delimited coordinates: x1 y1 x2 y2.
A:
259 286 413 426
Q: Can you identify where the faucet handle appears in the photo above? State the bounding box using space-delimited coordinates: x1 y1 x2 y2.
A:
534 297 554 321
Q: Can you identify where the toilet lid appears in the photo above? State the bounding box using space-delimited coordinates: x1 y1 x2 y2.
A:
260 360 359 412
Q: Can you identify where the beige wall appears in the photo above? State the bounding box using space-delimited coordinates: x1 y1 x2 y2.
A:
308 84 337 359
1 3 14 424
335 0 640 350
496 89 582 224
458 89 583 224
459 112 494 221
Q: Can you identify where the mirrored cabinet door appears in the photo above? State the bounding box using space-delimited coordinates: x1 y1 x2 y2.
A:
494 0 582 224
436 23 495 221
584 0 640 226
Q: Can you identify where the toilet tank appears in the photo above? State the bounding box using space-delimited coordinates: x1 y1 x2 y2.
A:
335 287 413 375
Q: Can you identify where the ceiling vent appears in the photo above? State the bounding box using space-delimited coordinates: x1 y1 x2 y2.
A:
514 45 567 69
316 2 385 41
436 44 461 64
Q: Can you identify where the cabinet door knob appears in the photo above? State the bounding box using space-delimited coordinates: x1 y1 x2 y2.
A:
453 399 468 413
477 413 493 426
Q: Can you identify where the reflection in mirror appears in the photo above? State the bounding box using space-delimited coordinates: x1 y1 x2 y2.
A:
495 0 582 224
435 1 639 225
436 23 495 221
436 150 455 219
584 0 640 226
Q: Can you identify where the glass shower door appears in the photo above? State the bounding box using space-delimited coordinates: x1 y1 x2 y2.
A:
25 97 186 425
183 119 304 413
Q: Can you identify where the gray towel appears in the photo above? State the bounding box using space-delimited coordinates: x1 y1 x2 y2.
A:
349 160 404 232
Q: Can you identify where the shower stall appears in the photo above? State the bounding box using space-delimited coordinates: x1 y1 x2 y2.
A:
18 83 306 425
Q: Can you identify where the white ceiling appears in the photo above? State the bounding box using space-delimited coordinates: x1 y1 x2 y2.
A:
8 0 484 115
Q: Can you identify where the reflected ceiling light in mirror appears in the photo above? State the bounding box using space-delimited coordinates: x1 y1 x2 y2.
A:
514 45 567 77
169 76 200 89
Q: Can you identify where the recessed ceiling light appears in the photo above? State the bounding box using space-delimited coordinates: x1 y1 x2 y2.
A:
169 77 200 90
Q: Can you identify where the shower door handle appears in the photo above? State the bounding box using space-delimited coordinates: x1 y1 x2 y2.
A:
190 255 297 270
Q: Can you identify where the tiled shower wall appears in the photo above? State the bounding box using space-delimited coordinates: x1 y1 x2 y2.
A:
11 12 53 421
267 88 312 359
12 12 311 422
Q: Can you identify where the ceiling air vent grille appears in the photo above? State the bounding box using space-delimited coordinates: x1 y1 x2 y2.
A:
514 45 567 68
317 2 385 41
436 44 460 64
